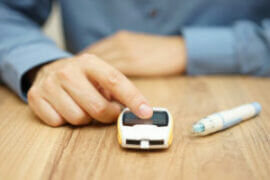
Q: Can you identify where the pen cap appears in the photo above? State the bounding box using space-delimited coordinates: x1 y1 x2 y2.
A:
252 102 261 115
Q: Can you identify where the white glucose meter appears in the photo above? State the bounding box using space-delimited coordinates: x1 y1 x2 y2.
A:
117 107 173 149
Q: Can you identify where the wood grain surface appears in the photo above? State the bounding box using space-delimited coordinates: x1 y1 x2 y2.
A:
0 76 269 180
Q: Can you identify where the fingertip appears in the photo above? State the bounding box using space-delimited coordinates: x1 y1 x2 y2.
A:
30 97 66 127
41 106 66 127
138 103 153 119
47 118 66 127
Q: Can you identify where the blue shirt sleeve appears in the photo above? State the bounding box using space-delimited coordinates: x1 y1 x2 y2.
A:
183 20 270 76
0 1 72 101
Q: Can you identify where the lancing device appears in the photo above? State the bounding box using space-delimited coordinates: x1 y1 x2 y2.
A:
192 102 261 136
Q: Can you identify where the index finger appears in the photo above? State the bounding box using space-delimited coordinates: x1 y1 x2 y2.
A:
79 54 153 119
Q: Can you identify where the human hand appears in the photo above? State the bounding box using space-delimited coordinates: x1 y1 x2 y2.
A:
83 31 186 77
27 54 153 126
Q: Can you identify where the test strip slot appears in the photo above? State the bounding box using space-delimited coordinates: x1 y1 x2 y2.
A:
149 140 164 145
126 139 140 145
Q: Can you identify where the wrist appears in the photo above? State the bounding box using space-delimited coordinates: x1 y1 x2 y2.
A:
170 36 187 74
21 64 44 97
24 60 55 87
179 36 187 73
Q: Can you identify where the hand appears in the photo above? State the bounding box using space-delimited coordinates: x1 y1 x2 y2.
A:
83 31 186 77
27 54 153 127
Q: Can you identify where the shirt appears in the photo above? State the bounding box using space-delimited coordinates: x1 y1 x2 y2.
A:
0 0 270 101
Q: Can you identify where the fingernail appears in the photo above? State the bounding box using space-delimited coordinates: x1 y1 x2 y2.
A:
139 104 153 118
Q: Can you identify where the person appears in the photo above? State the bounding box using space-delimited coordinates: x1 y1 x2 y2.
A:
0 1 270 126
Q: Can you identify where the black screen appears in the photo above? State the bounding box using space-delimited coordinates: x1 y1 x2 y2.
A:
123 111 168 127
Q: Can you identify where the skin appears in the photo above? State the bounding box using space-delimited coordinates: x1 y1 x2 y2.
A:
27 31 186 127
83 31 186 77
28 54 153 126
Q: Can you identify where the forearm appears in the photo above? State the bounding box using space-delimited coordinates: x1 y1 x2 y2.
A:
183 19 270 76
0 2 72 101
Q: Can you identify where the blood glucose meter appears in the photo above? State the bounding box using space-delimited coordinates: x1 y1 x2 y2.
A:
117 107 173 149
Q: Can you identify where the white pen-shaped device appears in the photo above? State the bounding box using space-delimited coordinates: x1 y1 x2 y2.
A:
192 102 261 136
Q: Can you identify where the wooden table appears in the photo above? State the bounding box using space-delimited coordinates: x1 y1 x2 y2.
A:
0 76 269 180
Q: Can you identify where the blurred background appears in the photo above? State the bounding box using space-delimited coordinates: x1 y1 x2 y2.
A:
43 2 65 50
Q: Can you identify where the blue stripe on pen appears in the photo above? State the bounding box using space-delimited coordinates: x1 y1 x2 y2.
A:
223 118 242 129
217 113 242 129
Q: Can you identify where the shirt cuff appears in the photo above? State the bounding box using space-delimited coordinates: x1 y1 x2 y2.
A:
183 27 237 75
0 42 72 101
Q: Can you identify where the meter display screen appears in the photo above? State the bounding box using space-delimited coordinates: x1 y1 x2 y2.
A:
123 111 168 127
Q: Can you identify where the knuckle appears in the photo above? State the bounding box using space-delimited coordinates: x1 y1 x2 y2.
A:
27 87 39 101
79 53 97 61
42 77 55 92
126 92 137 103
84 53 97 59
127 91 144 105
92 101 107 117
78 53 99 66
56 68 71 81
106 69 123 86
69 112 89 125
